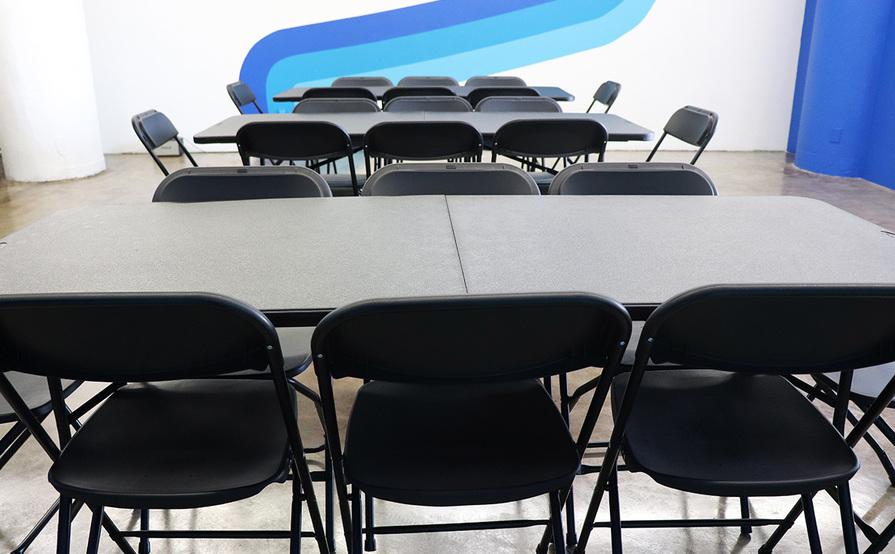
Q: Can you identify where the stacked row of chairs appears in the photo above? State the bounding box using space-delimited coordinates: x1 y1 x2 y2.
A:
132 106 717 197
152 162 716 200
2 282 889 554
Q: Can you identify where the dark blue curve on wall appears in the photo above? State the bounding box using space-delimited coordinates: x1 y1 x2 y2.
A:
239 0 655 112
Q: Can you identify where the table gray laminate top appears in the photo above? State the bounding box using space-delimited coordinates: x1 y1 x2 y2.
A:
193 112 653 144
446 196 895 305
273 85 574 102
0 197 466 311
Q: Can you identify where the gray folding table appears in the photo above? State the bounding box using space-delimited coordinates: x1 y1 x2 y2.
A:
273 85 574 103
194 112 654 145
2 196 894 324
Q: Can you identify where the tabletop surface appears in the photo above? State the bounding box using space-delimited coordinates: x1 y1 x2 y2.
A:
194 112 654 144
273 85 574 102
2 196 893 316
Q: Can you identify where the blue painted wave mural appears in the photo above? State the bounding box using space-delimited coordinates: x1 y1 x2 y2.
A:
240 0 655 113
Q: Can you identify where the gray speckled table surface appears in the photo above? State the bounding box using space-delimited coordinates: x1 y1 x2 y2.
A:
2 196 893 315
446 195 895 304
0 196 465 311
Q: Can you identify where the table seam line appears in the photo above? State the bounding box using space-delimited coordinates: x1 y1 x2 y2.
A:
443 196 469 294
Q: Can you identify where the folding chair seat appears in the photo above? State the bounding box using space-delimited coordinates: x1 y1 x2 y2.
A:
612 369 858 497
345 380 578 506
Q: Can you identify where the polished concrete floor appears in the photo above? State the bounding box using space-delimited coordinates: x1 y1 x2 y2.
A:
1 151 895 553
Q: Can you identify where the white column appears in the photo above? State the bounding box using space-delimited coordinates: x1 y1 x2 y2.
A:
0 0 105 182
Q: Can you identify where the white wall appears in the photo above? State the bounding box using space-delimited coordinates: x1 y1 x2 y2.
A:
83 0 805 153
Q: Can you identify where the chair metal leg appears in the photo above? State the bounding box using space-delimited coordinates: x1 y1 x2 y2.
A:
802 495 823 553
351 486 363 554
364 493 376 551
608 471 622 554
291 461 303 554
139 509 150 554
739 497 752 535
86 506 104 554
837 483 859 554
325 449 336 552
11 497 61 553
57 496 72 554
865 514 895 554
549 490 567 554
558 373 578 549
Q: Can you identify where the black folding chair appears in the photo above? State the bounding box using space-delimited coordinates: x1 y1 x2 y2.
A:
293 98 380 113
152 166 332 202
646 105 718 165
362 162 539 196
490 119 607 193
381 86 455 105
363 121 483 177
587 81 621 114
332 76 393 87
549 162 716 196
302 87 378 103
131 110 198 176
383 96 472 112
236 121 360 196
467 87 539 108
475 96 561 113
573 284 895 554
0 293 330 554
312 293 631 554
397 76 459 87
466 75 527 87
226 81 263 114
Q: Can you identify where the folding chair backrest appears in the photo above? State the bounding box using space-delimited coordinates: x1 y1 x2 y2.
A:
332 76 393 87
381 87 456 105
647 105 718 164
492 119 608 160
302 87 378 102
467 87 539 108
383 96 472 113
312 293 631 383
131 110 196 176
591 81 621 113
236 121 353 164
226 81 262 114
364 121 483 162
549 162 717 196
639 285 895 374
475 96 561 113
293 98 380 113
466 76 527 87
152 167 332 202
362 162 539 196
397 76 459 87
0 294 281 382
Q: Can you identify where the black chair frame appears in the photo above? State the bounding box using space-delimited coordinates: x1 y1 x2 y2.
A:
226 81 263 114
570 285 895 554
466 87 539 108
490 119 607 175
0 294 331 554
587 81 621 114
381 86 456 106
332 76 394 87
152 166 333 202
646 105 718 165
312 293 632 554
548 162 717 196
396 76 459 87
302 87 378 103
